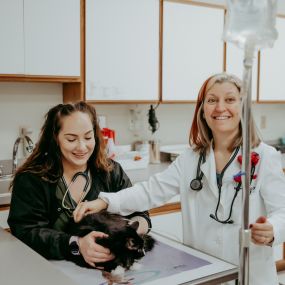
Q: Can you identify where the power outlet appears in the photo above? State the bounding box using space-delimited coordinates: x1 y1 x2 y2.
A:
260 115 267 129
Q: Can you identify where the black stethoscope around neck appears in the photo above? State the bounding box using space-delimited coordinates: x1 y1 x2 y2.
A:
62 170 90 210
190 147 241 224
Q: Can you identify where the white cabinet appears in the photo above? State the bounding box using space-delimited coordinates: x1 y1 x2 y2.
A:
259 17 285 101
226 43 258 101
86 0 159 101
0 0 80 77
24 0 80 76
151 212 182 242
162 2 224 101
0 0 24 74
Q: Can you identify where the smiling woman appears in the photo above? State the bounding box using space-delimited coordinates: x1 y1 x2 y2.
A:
7 101 151 269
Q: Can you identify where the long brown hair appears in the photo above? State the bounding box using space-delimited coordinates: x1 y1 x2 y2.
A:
189 73 261 153
14 101 112 183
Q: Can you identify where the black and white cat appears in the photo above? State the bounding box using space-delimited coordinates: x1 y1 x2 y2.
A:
67 210 155 273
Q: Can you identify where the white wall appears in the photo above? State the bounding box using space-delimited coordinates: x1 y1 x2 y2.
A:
0 82 62 160
94 103 285 146
1 83 285 160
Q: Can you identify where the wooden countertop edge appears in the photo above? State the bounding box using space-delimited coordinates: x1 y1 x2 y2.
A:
276 259 285 272
149 202 181 216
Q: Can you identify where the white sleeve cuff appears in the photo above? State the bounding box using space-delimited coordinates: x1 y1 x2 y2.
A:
98 192 121 214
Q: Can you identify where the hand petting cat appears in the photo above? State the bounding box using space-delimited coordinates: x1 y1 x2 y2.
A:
73 199 108 222
78 231 114 268
73 199 149 235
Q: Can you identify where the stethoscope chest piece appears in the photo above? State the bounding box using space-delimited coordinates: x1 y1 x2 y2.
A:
190 178 203 191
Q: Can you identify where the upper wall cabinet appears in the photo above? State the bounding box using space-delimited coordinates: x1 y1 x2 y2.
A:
0 0 24 74
162 1 224 102
24 0 80 76
259 17 285 102
0 0 80 77
226 43 258 101
86 0 159 102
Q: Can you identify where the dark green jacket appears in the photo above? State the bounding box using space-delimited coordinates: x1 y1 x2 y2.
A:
8 161 151 260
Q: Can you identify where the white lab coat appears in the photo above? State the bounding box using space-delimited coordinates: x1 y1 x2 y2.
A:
100 142 285 285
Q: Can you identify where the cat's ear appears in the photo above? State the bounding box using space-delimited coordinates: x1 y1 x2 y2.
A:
129 221 139 231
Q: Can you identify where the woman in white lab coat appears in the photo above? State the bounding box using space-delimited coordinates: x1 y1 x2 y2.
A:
74 73 285 285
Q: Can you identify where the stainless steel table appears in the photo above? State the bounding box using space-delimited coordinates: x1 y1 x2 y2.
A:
52 233 238 285
0 227 238 285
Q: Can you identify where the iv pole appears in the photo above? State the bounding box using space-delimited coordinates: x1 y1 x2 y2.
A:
239 42 254 285
223 1 278 284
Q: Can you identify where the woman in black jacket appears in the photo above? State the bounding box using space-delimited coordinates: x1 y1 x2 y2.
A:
8 101 151 268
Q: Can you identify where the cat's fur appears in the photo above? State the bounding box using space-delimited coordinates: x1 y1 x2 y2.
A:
67 211 155 272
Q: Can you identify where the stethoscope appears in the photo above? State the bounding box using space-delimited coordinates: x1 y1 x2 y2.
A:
190 147 241 224
61 170 90 210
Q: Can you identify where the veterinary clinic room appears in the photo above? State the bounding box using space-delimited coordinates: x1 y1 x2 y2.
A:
2 0 285 284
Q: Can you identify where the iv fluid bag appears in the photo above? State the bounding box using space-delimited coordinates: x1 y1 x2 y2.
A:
223 0 278 50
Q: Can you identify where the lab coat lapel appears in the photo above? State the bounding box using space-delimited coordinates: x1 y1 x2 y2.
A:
200 147 219 199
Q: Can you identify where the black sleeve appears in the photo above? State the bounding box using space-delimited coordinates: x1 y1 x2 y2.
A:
8 173 71 260
109 161 152 231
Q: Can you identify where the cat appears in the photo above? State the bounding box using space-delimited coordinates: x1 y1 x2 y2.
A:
67 210 155 273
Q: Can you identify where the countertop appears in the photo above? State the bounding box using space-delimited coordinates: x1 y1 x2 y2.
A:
0 227 78 285
125 162 170 183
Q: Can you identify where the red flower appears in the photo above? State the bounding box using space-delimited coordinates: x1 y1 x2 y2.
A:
234 153 259 185
237 155 242 165
237 152 260 166
251 152 260 166
233 173 242 183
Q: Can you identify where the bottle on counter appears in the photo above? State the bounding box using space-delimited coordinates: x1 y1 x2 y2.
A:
149 140 160 164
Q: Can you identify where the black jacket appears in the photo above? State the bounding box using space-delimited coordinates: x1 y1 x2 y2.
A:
8 161 151 260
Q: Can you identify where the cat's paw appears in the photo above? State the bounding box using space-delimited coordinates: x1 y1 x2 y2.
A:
102 266 134 285
130 262 142 271
111 265 125 277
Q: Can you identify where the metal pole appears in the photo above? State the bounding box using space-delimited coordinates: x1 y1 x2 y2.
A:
238 44 254 285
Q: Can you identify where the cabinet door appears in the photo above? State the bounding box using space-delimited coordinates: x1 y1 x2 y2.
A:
259 17 285 101
0 0 24 74
151 212 182 242
162 2 224 101
226 43 258 101
86 0 159 101
24 0 80 76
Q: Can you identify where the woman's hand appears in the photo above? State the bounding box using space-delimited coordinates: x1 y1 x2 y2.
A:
73 198 108 222
250 216 274 246
78 231 114 268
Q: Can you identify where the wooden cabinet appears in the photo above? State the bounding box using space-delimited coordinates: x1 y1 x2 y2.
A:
226 43 258 101
0 0 24 74
85 0 160 102
259 16 285 102
162 1 225 102
0 0 81 77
